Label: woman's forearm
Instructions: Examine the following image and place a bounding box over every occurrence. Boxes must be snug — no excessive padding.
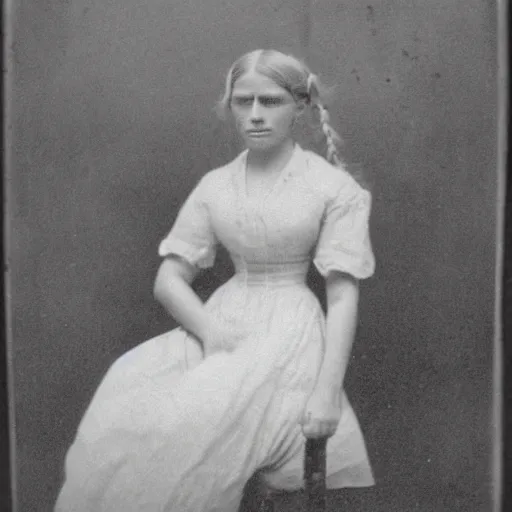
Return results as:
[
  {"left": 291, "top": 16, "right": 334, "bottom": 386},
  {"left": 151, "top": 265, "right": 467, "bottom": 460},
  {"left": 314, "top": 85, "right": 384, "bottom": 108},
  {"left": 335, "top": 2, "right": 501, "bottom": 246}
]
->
[
  {"left": 153, "top": 258, "right": 212, "bottom": 343},
  {"left": 315, "top": 274, "right": 360, "bottom": 398}
]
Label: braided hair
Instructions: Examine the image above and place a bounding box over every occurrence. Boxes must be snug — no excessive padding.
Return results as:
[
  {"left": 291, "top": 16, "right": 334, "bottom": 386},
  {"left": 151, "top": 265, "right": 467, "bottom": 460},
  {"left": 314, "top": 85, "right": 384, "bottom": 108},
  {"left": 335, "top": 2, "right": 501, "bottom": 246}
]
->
[{"left": 306, "top": 72, "right": 344, "bottom": 168}]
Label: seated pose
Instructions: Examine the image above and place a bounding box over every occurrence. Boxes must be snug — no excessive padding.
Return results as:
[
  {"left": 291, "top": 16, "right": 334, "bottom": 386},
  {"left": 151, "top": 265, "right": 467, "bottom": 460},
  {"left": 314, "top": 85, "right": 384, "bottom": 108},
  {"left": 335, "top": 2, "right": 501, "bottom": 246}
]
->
[{"left": 55, "top": 48, "right": 376, "bottom": 512}]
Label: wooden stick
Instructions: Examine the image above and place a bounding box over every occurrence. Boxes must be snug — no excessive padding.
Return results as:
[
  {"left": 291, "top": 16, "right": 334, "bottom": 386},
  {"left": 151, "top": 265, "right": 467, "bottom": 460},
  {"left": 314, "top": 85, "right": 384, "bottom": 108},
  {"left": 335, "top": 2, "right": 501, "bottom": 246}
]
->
[{"left": 304, "top": 437, "right": 328, "bottom": 511}]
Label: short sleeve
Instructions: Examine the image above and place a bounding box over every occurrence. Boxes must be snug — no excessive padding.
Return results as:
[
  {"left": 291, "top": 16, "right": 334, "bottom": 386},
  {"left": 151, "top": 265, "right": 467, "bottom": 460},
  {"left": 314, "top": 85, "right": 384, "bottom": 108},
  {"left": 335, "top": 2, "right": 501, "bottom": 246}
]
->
[
  {"left": 158, "top": 177, "right": 217, "bottom": 269},
  {"left": 313, "top": 182, "right": 376, "bottom": 280}
]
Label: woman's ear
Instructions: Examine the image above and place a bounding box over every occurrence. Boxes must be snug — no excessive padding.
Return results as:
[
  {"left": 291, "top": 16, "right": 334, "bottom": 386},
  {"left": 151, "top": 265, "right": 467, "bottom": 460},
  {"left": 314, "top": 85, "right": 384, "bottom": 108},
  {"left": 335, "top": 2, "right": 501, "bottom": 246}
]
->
[{"left": 295, "top": 101, "right": 307, "bottom": 118}]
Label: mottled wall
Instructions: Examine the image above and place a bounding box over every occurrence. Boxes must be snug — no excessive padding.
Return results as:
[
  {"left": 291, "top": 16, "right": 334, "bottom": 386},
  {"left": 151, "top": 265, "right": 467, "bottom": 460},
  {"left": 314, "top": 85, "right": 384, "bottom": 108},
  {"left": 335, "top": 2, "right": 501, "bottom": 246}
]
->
[{"left": 8, "top": 1, "right": 497, "bottom": 510}]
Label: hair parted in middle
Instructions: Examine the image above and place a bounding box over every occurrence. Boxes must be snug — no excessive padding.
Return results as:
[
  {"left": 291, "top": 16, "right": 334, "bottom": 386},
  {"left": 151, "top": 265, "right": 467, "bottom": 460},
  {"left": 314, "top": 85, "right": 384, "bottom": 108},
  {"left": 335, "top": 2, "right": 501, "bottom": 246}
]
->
[{"left": 216, "top": 49, "right": 345, "bottom": 170}]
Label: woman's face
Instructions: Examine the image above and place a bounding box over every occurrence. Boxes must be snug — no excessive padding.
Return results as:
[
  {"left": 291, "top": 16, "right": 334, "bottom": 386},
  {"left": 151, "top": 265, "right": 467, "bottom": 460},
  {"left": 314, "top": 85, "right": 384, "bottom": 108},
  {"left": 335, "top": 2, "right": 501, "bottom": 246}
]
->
[{"left": 230, "top": 70, "right": 303, "bottom": 152}]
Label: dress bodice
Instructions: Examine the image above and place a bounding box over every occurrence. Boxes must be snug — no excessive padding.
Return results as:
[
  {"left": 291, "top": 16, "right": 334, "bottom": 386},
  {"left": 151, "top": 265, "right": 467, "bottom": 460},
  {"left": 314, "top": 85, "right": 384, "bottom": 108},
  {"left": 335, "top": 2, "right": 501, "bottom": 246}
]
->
[{"left": 158, "top": 144, "right": 375, "bottom": 283}]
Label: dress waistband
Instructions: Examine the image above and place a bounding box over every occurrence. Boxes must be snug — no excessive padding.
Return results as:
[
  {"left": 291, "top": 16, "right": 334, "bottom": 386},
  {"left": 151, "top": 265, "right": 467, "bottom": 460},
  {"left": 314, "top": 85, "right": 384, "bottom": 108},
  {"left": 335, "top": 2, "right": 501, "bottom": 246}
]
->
[{"left": 231, "top": 260, "right": 309, "bottom": 287}]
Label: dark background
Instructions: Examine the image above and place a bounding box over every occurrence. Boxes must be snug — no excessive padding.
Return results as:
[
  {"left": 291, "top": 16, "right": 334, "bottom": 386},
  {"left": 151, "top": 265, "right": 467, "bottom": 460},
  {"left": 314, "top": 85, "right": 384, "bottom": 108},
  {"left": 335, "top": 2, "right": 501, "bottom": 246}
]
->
[{"left": 6, "top": 1, "right": 498, "bottom": 511}]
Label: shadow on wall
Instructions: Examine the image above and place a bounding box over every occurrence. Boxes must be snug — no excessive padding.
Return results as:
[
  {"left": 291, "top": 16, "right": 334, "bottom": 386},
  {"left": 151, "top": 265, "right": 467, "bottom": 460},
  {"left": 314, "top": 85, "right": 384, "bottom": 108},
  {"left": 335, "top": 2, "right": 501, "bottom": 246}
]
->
[{"left": 9, "top": 0, "right": 496, "bottom": 511}]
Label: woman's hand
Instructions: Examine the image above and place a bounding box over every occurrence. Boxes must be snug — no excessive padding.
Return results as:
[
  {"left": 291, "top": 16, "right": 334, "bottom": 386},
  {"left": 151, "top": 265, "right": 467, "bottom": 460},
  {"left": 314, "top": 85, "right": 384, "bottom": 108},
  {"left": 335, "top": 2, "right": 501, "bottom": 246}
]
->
[
  {"left": 300, "top": 389, "right": 342, "bottom": 439},
  {"left": 202, "top": 319, "right": 248, "bottom": 357}
]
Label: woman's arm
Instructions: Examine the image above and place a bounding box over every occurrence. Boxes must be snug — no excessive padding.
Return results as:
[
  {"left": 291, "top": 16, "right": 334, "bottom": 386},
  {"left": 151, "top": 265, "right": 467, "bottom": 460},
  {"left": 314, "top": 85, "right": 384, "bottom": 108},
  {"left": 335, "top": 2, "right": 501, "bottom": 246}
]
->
[
  {"left": 301, "top": 271, "right": 360, "bottom": 438},
  {"left": 153, "top": 257, "right": 212, "bottom": 344},
  {"left": 316, "top": 271, "right": 359, "bottom": 398}
]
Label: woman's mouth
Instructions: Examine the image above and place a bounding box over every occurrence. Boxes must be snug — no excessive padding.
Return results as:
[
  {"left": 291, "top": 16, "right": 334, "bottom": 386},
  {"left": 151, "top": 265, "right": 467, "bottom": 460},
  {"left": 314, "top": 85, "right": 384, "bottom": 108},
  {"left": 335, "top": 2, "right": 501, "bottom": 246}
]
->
[{"left": 247, "top": 129, "right": 271, "bottom": 138}]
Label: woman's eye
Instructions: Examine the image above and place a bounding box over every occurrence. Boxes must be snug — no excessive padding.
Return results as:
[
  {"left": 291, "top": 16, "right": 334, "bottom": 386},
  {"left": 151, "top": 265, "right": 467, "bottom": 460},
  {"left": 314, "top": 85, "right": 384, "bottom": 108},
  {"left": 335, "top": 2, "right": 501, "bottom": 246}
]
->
[
  {"left": 260, "top": 97, "right": 282, "bottom": 106},
  {"left": 234, "top": 98, "right": 253, "bottom": 106}
]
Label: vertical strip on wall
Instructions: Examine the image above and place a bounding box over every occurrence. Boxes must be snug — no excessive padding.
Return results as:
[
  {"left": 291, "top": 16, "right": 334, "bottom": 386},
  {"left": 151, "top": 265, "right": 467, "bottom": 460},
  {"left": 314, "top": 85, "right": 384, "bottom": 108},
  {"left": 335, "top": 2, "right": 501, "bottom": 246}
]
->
[
  {"left": 3, "top": 0, "right": 17, "bottom": 509},
  {"left": 495, "top": 1, "right": 508, "bottom": 511}
]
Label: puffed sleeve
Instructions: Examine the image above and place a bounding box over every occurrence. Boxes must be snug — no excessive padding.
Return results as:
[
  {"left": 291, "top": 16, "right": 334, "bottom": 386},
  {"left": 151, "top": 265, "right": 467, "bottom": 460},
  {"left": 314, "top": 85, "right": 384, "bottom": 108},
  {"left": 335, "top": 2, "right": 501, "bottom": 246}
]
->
[
  {"left": 158, "top": 177, "right": 217, "bottom": 269},
  {"left": 313, "top": 180, "right": 376, "bottom": 280}
]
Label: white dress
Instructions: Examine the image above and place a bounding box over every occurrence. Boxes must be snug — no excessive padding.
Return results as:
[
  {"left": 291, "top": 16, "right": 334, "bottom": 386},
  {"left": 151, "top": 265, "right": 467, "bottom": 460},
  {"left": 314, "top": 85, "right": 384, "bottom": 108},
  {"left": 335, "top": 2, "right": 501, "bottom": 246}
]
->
[{"left": 55, "top": 144, "right": 376, "bottom": 512}]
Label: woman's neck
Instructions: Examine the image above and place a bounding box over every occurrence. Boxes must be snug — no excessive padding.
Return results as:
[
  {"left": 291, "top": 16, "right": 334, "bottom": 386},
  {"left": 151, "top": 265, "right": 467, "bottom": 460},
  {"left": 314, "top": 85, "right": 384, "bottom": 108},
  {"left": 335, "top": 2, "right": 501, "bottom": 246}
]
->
[{"left": 246, "top": 139, "right": 295, "bottom": 174}]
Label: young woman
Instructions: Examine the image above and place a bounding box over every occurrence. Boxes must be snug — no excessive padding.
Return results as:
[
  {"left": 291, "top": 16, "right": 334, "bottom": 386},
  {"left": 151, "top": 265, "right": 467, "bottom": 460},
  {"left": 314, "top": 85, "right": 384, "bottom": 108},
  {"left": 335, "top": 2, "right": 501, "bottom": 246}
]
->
[{"left": 55, "top": 49, "right": 376, "bottom": 512}]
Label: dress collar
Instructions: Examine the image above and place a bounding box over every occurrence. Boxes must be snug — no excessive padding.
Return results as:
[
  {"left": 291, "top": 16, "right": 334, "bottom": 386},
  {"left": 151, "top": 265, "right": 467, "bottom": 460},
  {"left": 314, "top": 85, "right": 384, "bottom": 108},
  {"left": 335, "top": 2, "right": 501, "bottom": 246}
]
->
[{"left": 233, "top": 143, "right": 307, "bottom": 201}]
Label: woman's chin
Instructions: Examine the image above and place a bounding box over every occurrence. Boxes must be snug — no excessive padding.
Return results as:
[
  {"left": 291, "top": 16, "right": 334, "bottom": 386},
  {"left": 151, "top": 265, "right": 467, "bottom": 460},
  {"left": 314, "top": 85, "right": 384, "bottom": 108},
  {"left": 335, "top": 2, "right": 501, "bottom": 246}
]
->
[
  {"left": 243, "top": 136, "right": 289, "bottom": 154},
  {"left": 244, "top": 138, "right": 274, "bottom": 150}
]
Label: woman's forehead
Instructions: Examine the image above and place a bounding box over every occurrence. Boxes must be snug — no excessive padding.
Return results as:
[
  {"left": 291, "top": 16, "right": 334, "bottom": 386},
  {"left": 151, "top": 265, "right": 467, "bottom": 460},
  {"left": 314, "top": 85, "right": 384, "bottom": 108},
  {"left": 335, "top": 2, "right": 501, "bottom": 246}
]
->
[{"left": 232, "top": 71, "right": 288, "bottom": 95}]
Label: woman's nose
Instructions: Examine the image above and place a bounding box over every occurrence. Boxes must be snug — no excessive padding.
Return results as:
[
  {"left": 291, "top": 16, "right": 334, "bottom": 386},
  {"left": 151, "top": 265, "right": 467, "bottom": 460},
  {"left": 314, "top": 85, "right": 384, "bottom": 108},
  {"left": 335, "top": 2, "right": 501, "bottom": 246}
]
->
[{"left": 250, "top": 101, "right": 263, "bottom": 122}]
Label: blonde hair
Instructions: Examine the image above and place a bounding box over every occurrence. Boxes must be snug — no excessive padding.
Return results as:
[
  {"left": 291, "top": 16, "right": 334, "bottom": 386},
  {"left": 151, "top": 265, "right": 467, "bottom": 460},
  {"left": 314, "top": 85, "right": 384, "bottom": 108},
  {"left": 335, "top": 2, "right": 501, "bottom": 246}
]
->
[{"left": 216, "top": 49, "right": 345, "bottom": 170}]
